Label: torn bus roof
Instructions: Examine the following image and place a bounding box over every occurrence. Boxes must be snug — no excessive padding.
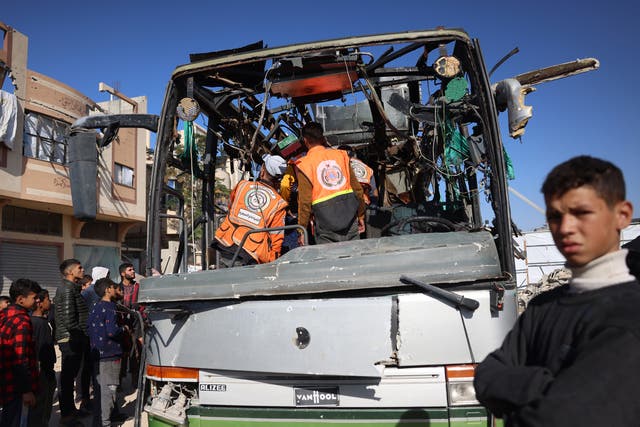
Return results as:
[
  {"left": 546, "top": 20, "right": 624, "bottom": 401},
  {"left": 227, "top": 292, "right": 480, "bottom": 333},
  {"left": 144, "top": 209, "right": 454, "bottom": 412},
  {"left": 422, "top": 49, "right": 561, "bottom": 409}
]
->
[{"left": 138, "top": 230, "right": 503, "bottom": 303}]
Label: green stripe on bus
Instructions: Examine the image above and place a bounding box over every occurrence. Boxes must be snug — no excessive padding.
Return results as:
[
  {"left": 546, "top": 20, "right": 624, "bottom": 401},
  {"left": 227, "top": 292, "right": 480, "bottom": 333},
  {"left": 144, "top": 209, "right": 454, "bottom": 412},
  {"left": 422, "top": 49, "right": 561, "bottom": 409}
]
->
[
  {"left": 189, "top": 407, "right": 448, "bottom": 420},
  {"left": 188, "top": 420, "right": 446, "bottom": 427},
  {"left": 448, "top": 407, "right": 488, "bottom": 417},
  {"left": 149, "top": 406, "right": 490, "bottom": 427}
]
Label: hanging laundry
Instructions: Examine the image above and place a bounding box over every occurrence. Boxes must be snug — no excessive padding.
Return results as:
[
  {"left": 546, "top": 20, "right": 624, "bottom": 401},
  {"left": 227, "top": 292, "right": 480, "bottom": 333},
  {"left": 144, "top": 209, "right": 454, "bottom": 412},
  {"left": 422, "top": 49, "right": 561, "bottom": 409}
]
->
[{"left": 0, "top": 90, "right": 18, "bottom": 150}]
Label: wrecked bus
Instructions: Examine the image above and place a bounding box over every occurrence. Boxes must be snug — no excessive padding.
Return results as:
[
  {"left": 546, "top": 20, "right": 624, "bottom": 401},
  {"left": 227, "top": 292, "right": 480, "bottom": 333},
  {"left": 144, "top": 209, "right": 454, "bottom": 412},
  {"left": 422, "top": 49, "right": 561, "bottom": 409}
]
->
[{"left": 67, "top": 28, "right": 598, "bottom": 427}]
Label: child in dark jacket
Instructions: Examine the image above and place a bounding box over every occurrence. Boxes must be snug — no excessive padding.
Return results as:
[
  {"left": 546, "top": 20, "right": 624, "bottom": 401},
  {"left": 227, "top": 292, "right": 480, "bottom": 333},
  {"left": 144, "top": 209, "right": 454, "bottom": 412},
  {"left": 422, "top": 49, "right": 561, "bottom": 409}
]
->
[
  {"left": 87, "top": 278, "right": 128, "bottom": 427},
  {"left": 28, "top": 289, "right": 56, "bottom": 427}
]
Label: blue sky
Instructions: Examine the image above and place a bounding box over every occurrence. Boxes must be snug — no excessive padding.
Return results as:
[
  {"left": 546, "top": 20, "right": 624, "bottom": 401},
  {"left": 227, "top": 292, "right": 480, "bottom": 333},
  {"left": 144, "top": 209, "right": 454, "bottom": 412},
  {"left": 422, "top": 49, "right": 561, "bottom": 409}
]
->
[{"left": 3, "top": 0, "right": 638, "bottom": 231}]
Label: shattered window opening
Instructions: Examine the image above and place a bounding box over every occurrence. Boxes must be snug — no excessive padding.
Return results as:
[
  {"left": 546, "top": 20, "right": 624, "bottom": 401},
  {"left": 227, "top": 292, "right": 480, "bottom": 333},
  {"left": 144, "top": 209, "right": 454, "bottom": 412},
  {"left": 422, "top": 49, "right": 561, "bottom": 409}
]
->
[{"left": 23, "top": 111, "right": 69, "bottom": 164}]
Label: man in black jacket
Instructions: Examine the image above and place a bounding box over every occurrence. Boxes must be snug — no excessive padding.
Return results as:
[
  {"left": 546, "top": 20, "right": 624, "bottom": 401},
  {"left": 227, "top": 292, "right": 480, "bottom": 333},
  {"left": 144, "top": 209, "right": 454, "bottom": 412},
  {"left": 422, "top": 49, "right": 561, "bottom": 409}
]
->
[
  {"left": 54, "top": 258, "right": 90, "bottom": 424},
  {"left": 474, "top": 156, "right": 640, "bottom": 426}
]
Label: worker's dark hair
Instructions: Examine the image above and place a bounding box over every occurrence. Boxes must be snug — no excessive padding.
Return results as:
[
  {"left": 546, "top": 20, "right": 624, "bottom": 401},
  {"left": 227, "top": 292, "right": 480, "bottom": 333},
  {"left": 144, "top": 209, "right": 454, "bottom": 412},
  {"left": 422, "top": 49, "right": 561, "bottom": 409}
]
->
[
  {"left": 119, "top": 262, "right": 134, "bottom": 275},
  {"left": 9, "top": 278, "right": 42, "bottom": 302},
  {"left": 301, "top": 122, "right": 325, "bottom": 143},
  {"left": 60, "top": 258, "right": 82, "bottom": 275},
  {"left": 541, "top": 155, "right": 626, "bottom": 207},
  {"left": 95, "top": 277, "right": 117, "bottom": 298},
  {"left": 337, "top": 145, "right": 355, "bottom": 157}
]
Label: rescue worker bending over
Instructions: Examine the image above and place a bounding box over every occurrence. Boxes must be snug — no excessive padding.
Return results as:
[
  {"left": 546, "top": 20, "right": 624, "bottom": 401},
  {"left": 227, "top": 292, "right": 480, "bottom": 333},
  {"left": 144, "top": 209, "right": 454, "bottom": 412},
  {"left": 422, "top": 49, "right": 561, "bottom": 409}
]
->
[
  {"left": 295, "top": 122, "right": 365, "bottom": 244},
  {"left": 214, "top": 154, "right": 288, "bottom": 267}
]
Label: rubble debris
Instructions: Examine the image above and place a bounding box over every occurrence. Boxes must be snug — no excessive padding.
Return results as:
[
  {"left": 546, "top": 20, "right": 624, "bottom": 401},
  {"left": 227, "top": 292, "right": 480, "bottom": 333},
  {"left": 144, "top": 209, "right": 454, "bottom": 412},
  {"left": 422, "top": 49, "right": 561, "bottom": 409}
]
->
[{"left": 517, "top": 267, "right": 572, "bottom": 313}]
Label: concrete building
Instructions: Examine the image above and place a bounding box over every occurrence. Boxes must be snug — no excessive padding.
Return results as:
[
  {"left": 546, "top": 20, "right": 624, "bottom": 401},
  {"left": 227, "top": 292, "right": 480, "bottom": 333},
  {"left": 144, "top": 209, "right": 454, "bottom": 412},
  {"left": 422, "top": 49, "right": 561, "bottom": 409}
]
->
[{"left": 0, "top": 22, "right": 149, "bottom": 296}]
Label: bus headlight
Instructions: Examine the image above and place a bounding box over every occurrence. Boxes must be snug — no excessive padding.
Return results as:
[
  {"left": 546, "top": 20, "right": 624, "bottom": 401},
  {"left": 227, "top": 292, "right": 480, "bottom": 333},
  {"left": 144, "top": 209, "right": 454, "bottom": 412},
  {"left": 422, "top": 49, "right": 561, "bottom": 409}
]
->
[
  {"left": 445, "top": 364, "right": 479, "bottom": 406},
  {"left": 447, "top": 381, "right": 478, "bottom": 406}
]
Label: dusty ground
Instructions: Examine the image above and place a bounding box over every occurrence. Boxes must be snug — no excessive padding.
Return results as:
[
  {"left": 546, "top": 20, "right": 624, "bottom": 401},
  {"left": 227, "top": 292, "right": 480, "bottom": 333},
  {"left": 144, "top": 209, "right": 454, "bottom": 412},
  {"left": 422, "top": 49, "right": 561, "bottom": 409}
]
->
[{"left": 49, "top": 346, "right": 147, "bottom": 427}]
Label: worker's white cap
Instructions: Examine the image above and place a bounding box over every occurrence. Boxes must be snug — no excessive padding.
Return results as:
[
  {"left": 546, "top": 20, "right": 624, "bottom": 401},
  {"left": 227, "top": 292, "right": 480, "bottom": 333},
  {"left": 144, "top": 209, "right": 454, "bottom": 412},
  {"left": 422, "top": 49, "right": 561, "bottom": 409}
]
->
[{"left": 262, "top": 154, "right": 287, "bottom": 177}]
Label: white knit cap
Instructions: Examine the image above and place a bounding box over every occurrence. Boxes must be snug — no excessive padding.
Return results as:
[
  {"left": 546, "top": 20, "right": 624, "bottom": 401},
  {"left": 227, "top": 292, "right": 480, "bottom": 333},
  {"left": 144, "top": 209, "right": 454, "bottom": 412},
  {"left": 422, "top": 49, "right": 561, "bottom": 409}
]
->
[
  {"left": 262, "top": 154, "right": 287, "bottom": 177},
  {"left": 91, "top": 266, "right": 110, "bottom": 284}
]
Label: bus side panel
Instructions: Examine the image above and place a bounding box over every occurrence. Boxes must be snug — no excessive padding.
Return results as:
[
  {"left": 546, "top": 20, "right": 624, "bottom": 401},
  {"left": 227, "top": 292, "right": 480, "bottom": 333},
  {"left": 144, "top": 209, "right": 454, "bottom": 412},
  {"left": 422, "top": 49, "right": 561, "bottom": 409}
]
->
[
  {"left": 397, "top": 288, "right": 517, "bottom": 365},
  {"left": 146, "top": 297, "right": 393, "bottom": 377}
]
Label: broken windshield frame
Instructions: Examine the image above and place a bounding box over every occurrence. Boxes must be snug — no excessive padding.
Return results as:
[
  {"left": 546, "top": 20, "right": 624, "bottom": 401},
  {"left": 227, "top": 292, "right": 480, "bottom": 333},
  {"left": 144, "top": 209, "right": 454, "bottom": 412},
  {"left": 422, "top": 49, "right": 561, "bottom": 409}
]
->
[{"left": 145, "top": 29, "right": 514, "bottom": 279}]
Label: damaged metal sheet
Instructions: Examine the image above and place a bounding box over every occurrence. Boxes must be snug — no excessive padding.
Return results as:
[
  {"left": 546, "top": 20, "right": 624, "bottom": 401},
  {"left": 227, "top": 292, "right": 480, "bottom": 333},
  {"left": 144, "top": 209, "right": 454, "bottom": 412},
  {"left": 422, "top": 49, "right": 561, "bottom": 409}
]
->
[
  {"left": 146, "top": 295, "right": 393, "bottom": 377},
  {"left": 515, "top": 57, "right": 600, "bottom": 87},
  {"left": 171, "top": 29, "right": 472, "bottom": 80},
  {"left": 395, "top": 288, "right": 518, "bottom": 366},
  {"left": 139, "top": 230, "right": 502, "bottom": 303}
]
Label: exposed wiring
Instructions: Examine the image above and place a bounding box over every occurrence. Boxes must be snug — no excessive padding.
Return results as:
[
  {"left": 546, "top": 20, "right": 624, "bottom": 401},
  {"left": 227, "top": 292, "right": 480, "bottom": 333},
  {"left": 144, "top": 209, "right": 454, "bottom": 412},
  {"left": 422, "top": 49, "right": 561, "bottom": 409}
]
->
[
  {"left": 248, "top": 61, "right": 280, "bottom": 155},
  {"left": 414, "top": 100, "right": 466, "bottom": 179},
  {"left": 343, "top": 56, "right": 359, "bottom": 131},
  {"left": 182, "top": 120, "right": 199, "bottom": 270}
]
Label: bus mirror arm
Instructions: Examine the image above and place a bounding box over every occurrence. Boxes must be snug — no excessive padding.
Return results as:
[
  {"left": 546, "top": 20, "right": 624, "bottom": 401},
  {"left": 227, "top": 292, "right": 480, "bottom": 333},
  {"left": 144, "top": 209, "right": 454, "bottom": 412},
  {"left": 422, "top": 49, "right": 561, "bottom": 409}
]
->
[
  {"left": 67, "top": 129, "right": 99, "bottom": 221},
  {"left": 67, "top": 114, "right": 159, "bottom": 221},
  {"left": 72, "top": 113, "right": 159, "bottom": 134}
]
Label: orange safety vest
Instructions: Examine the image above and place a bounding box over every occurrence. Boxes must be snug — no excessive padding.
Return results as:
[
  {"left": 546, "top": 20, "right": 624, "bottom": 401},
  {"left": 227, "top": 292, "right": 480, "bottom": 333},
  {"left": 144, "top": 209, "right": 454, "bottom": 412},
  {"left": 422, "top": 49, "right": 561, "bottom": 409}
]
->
[
  {"left": 349, "top": 158, "right": 374, "bottom": 205},
  {"left": 295, "top": 146, "right": 361, "bottom": 232},
  {"left": 295, "top": 146, "right": 354, "bottom": 205},
  {"left": 215, "top": 180, "right": 288, "bottom": 264}
]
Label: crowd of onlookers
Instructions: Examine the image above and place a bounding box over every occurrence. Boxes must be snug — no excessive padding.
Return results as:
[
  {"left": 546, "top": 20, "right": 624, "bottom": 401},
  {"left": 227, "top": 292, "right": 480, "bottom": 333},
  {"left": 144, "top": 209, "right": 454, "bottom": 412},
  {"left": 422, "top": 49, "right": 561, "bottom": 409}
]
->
[{"left": 0, "top": 260, "right": 144, "bottom": 427}]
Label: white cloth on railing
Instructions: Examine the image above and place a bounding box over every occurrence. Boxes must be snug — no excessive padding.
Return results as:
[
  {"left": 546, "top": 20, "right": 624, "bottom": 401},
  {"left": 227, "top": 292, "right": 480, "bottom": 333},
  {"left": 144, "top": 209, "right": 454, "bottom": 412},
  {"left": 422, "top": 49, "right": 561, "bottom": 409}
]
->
[{"left": 0, "top": 90, "right": 18, "bottom": 149}]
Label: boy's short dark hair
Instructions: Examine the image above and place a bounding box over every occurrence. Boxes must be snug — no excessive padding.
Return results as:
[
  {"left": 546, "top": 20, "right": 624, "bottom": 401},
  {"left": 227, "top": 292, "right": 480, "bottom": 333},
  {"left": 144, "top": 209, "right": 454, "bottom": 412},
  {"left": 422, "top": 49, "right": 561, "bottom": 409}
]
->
[
  {"left": 36, "top": 289, "right": 49, "bottom": 301},
  {"left": 81, "top": 274, "right": 93, "bottom": 286},
  {"left": 119, "top": 262, "right": 134, "bottom": 275},
  {"left": 9, "top": 278, "right": 42, "bottom": 302},
  {"left": 0, "top": 295, "right": 10, "bottom": 304},
  {"left": 541, "top": 155, "right": 626, "bottom": 207},
  {"left": 95, "top": 277, "right": 116, "bottom": 298},
  {"left": 301, "top": 122, "right": 324, "bottom": 142},
  {"left": 60, "top": 258, "right": 82, "bottom": 275}
]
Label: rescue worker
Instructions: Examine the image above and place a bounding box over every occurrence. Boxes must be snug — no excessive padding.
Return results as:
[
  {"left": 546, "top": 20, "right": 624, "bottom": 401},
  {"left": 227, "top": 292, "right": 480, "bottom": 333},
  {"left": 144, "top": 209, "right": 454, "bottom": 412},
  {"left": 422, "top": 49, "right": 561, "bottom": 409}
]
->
[
  {"left": 295, "top": 122, "right": 365, "bottom": 244},
  {"left": 279, "top": 152, "right": 306, "bottom": 253},
  {"left": 338, "top": 145, "right": 379, "bottom": 238},
  {"left": 338, "top": 145, "right": 378, "bottom": 207},
  {"left": 214, "top": 154, "right": 288, "bottom": 267}
]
